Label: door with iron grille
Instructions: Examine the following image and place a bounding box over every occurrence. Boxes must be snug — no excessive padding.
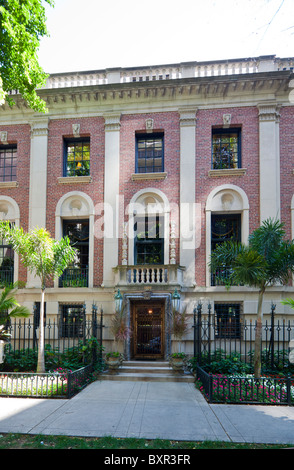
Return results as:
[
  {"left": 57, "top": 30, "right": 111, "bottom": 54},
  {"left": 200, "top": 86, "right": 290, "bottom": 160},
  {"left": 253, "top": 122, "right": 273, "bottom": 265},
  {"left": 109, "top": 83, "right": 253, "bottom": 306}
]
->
[{"left": 132, "top": 302, "right": 164, "bottom": 359}]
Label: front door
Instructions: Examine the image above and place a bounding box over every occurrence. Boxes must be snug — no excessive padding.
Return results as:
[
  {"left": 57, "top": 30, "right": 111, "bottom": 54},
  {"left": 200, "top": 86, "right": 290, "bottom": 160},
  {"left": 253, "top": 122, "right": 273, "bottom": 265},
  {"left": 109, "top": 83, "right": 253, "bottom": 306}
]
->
[{"left": 132, "top": 302, "right": 164, "bottom": 359}]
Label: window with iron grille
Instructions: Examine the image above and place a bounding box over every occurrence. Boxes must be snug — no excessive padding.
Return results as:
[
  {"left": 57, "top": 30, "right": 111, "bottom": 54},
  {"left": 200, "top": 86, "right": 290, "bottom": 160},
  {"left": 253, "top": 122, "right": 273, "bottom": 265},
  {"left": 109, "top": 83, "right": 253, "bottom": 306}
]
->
[
  {"left": 214, "top": 303, "right": 242, "bottom": 339},
  {"left": 212, "top": 128, "right": 241, "bottom": 169},
  {"left": 64, "top": 138, "right": 90, "bottom": 177},
  {"left": 136, "top": 133, "right": 164, "bottom": 173},
  {"left": 60, "top": 304, "right": 85, "bottom": 338},
  {"left": 0, "top": 146, "right": 17, "bottom": 182}
]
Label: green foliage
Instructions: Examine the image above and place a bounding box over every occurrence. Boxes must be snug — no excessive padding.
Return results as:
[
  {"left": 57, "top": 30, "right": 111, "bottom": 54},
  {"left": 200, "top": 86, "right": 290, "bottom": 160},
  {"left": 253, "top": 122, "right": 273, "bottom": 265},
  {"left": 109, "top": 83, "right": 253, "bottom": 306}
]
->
[
  {"left": 0, "top": 283, "right": 30, "bottom": 341},
  {"left": 0, "top": 223, "right": 77, "bottom": 289},
  {"left": 210, "top": 218, "right": 294, "bottom": 289},
  {"left": 3, "top": 338, "right": 104, "bottom": 372},
  {"left": 0, "top": 0, "right": 54, "bottom": 112}
]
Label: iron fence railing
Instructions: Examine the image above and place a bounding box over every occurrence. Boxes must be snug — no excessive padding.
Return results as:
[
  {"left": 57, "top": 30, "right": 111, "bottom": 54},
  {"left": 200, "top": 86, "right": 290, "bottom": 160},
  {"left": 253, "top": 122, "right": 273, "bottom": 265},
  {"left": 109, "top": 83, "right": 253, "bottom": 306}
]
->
[
  {"left": 2, "top": 305, "right": 104, "bottom": 364},
  {"left": 193, "top": 302, "right": 294, "bottom": 368},
  {"left": 59, "top": 267, "right": 89, "bottom": 287},
  {"left": 196, "top": 365, "right": 294, "bottom": 405},
  {"left": 0, "top": 364, "right": 93, "bottom": 398}
]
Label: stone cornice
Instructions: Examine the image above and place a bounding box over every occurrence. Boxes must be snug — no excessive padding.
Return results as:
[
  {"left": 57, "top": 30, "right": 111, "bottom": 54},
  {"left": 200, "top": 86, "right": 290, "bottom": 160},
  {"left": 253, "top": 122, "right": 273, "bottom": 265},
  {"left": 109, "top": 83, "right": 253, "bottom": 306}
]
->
[{"left": 1, "top": 71, "right": 292, "bottom": 114}]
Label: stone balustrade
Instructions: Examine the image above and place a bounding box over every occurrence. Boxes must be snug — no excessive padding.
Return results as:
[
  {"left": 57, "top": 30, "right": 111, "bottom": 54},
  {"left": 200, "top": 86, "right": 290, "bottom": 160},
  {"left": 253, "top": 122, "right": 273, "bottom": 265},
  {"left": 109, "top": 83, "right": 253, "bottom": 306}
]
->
[
  {"left": 43, "top": 55, "right": 294, "bottom": 90},
  {"left": 113, "top": 264, "right": 185, "bottom": 287}
]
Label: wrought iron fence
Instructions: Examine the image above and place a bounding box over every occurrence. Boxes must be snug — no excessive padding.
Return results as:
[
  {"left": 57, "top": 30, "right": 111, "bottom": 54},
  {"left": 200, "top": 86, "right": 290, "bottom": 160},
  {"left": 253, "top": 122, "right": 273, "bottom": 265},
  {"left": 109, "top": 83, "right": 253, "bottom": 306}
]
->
[
  {"left": 0, "top": 364, "right": 94, "bottom": 398},
  {"left": 193, "top": 302, "right": 294, "bottom": 368},
  {"left": 3, "top": 304, "right": 104, "bottom": 365}
]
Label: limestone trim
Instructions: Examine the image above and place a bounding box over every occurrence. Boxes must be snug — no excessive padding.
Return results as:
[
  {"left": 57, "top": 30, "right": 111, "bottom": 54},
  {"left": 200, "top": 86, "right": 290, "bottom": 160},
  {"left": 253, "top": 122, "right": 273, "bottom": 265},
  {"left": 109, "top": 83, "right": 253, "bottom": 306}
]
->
[
  {"left": 131, "top": 172, "right": 167, "bottom": 181},
  {"left": 57, "top": 176, "right": 92, "bottom": 184},
  {"left": 208, "top": 168, "right": 247, "bottom": 177},
  {"left": 0, "top": 181, "right": 19, "bottom": 188},
  {"left": 104, "top": 113, "right": 121, "bottom": 131},
  {"left": 257, "top": 102, "right": 281, "bottom": 122}
]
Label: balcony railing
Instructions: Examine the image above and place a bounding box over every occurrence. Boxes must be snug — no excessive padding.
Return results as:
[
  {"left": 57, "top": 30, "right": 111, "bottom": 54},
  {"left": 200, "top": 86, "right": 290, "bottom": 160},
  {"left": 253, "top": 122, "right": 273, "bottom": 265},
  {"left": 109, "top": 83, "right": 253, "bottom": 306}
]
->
[
  {"left": 114, "top": 264, "right": 184, "bottom": 287},
  {"left": 211, "top": 266, "right": 241, "bottom": 287},
  {"left": 59, "top": 267, "right": 88, "bottom": 288}
]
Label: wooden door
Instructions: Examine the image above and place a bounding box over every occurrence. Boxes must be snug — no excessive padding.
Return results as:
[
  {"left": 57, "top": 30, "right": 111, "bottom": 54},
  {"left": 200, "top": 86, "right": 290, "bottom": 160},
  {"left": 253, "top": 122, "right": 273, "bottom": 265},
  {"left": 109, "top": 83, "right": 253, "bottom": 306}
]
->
[{"left": 132, "top": 302, "right": 164, "bottom": 359}]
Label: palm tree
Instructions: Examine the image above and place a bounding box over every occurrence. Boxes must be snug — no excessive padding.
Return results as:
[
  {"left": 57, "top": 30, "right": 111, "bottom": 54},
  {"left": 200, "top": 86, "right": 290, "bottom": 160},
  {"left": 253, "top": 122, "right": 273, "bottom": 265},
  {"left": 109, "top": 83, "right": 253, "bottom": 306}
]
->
[
  {"left": 0, "top": 222, "right": 77, "bottom": 372},
  {"left": 0, "top": 283, "right": 30, "bottom": 342},
  {"left": 209, "top": 218, "right": 294, "bottom": 378}
]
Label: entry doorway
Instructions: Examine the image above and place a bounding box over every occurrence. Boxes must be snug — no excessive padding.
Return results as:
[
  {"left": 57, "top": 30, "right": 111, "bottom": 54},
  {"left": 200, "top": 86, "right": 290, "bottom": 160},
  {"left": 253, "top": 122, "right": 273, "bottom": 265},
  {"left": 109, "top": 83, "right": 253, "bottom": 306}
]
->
[{"left": 132, "top": 301, "right": 165, "bottom": 359}]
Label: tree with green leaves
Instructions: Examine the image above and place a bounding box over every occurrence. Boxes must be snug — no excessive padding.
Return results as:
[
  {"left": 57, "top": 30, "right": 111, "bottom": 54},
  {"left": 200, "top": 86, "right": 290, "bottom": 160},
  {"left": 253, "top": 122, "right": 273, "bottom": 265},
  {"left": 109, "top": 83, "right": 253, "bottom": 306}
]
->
[
  {"left": 209, "top": 218, "right": 294, "bottom": 378},
  {"left": 0, "top": 0, "right": 54, "bottom": 112},
  {"left": 0, "top": 283, "right": 30, "bottom": 342},
  {"left": 0, "top": 222, "right": 77, "bottom": 372}
]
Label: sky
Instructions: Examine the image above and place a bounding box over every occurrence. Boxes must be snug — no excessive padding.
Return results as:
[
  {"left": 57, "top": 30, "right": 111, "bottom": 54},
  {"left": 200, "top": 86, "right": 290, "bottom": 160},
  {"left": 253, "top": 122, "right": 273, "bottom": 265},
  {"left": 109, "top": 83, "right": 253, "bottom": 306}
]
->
[{"left": 38, "top": 0, "right": 294, "bottom": 74}]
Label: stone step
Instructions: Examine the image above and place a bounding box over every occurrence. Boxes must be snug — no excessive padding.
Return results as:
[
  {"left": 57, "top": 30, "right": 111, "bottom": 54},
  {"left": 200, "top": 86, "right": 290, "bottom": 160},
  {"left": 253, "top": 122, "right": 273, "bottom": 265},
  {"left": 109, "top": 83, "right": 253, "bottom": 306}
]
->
[{"left": 100, "top": 360, "right": 195, "bottom": 383}]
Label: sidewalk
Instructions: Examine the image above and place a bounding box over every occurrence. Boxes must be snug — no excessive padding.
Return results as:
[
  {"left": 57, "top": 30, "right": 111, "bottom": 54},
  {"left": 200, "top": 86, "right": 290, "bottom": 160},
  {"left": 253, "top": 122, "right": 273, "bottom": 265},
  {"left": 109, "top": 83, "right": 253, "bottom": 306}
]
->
[{"left": 0, "top": 380, "right": 294, "bottom": 444}]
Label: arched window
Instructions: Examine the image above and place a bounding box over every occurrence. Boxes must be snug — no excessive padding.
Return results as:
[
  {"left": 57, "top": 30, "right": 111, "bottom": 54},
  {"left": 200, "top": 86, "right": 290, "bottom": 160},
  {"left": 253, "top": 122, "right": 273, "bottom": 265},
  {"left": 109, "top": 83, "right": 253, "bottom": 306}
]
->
[
  {"left": 127, "top": 189, "right": 170, "bottom": 266},
  {"left": 206, "top": 185, "right": 249, "bottom": 287},
  {"left": 0, "top": 196, "right": 20, "bottom": 284},
  {"left": 55, "top": 192, "right": 94, "bottom": 288}
]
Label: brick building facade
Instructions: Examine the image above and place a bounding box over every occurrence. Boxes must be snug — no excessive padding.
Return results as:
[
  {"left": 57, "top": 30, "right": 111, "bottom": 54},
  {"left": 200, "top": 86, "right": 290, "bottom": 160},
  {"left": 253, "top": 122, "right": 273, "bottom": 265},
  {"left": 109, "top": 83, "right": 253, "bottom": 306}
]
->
[{"left": 0, "top": 55, "right": 293, "bottom": 358}]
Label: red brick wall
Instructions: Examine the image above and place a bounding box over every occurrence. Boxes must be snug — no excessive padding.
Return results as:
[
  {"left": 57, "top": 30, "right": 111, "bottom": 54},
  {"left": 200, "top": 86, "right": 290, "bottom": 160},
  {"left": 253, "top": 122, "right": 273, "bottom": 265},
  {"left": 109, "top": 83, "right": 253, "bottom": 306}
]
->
[
  {"left": 119, "top": 112, "right": 181, "bottom": 264},
  {"left": 280, "top": 106, "right": 294, "bottom": 240},
  {"left": 46, "top": 117, "right": 105, "bottom": 286},
  {"left": 0, "top": 124, "right": 31, "bottom": 284},
  {"left": 195, "top": 107, "right": 260, "bottom": 285}
]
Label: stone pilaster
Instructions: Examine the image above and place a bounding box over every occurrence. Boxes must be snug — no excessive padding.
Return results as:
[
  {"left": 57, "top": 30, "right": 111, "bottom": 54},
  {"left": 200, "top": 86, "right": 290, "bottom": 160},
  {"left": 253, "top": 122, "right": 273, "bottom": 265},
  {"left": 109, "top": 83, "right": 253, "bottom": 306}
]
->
[
  {"left": 179, "top": 107, "right": 197, "bottom": 286},
  {"left": 258, "top": 102, "right": 281, "bottom": 222},
  {"left": 103, "top": 113, "right": 121, "bottom": 286}
]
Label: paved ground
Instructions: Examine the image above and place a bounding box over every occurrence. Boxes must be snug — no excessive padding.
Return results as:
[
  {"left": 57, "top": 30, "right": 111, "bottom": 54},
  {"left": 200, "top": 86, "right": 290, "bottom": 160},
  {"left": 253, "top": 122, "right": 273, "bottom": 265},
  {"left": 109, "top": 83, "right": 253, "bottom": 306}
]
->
[{"left": 0, "top": 380, "right": 294, "bottom": 444}]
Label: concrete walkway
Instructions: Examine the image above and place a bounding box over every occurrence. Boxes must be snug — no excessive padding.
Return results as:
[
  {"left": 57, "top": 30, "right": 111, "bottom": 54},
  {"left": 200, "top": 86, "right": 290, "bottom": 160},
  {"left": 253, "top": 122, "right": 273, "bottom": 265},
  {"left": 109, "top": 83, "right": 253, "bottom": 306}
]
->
[{"left": 0, "top": 380, "right": 294, "bottom": 444}]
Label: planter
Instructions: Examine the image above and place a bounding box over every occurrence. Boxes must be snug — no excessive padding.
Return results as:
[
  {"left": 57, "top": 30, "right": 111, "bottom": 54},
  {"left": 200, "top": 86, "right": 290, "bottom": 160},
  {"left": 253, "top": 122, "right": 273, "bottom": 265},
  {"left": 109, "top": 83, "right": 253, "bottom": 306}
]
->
[
  {"left": 171, "top": 357, "right": 184, "bottom": 371},
  {"left": 105, "top": 353, "right": 122, "bottom": 372},
  {"left": 0, "top": 340, "right": 6, "bottom": 364},
  {"left": 169, "top": 354, "right": 186, "bottom": 372}
]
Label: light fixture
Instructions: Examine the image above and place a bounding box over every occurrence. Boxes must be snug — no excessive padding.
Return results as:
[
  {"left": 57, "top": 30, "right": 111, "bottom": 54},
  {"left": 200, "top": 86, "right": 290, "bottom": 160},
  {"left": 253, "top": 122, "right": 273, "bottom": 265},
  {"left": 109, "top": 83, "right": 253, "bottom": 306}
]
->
[
  {"left": 114, "top": 289, "right": 123, "bottom": 312},
  {"left": 172, "top": 288, "right": 181, "bottom": 311}
]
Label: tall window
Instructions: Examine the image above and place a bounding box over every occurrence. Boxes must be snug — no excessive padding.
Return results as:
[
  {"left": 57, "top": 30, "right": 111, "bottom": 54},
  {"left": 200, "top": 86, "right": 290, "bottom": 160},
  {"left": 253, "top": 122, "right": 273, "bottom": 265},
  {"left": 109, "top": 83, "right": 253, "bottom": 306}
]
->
[
  {"left": 0, "top": 233, "right": 14, "bottom": 284},
  {"left": 211, "top": 214, "right": 241, "bottom": 285},
  {"left": 136, "top": 134, "right": 164, "bottom": 173},
  {"left": 0, "top": 146, "right": 17, "bottom": 182},
  {"left": 212, "top": 129, "right": 241, "bottom": 169},
  {"left": 134, "top": 215, "right": 164, "bottom": 264},
  {"left": 59, "top": 220, "right": 89, "bottom": 287},
  {"left": 64, "top": 139, "right": 90, "bottom": 177}
]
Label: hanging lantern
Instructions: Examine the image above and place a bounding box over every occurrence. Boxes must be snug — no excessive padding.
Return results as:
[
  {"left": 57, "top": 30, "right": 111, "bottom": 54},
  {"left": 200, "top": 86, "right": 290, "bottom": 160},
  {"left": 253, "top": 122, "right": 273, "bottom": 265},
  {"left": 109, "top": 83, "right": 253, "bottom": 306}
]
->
[
  {"left": 114, "top": 289, "right": 123, "bottom": 312},
  {"left": 172, "top": 288, "right": 181, "bottom": 311}
]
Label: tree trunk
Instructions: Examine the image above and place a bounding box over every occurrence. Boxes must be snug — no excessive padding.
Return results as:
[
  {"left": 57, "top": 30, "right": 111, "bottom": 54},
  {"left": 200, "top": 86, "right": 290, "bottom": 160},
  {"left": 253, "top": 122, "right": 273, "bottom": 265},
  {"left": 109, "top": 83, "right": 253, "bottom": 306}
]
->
[
  {"left": 37, "top": 288, "right": 46, "bottom": 373},
  {"left": 253, "top": 287, "right": 265, "bottom": 378}
]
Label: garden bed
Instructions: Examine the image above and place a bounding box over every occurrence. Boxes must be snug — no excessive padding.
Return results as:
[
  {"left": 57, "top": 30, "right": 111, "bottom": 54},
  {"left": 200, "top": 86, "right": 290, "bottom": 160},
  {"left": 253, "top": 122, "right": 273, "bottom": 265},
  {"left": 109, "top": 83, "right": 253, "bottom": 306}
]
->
[
  {"left": 0, "top": 364, "right": 94, "bottom": 398},
  {"left": 196, "top": 365, "right": 294, "bottom": 405}
]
